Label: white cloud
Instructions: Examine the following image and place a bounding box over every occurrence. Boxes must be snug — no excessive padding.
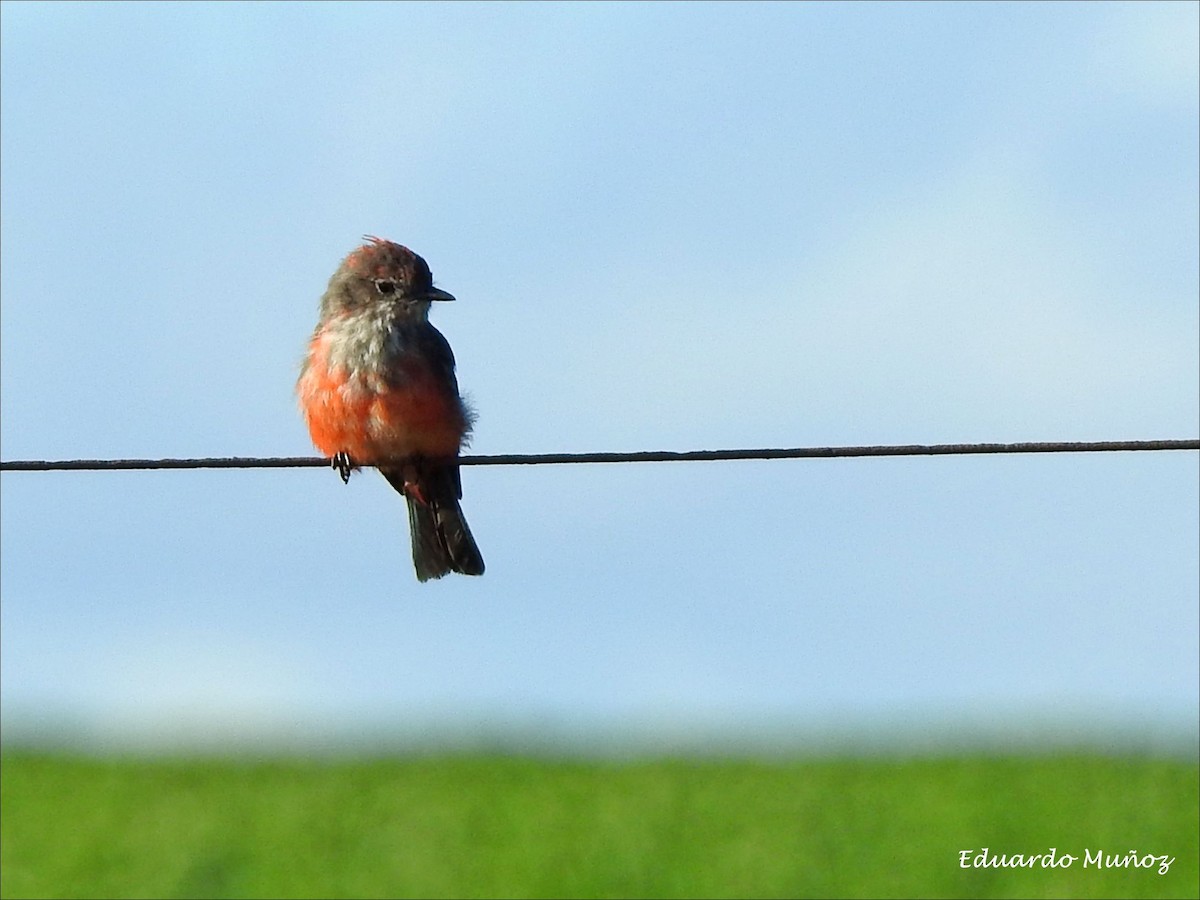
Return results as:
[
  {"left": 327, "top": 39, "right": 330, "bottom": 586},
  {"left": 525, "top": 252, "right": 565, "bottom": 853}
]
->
[
  {"left": 544, "top": 146, "right": 1197, "bottom": 448},
  {"left": 1087, "top": 2, "right": 1200, "bottom": 107}
]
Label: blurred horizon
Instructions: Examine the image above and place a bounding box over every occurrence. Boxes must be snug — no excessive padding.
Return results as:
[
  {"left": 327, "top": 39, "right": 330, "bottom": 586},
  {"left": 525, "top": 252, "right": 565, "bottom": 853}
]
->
[{"left": 4, "top": 704, "right": 1197, "bottom": 759}]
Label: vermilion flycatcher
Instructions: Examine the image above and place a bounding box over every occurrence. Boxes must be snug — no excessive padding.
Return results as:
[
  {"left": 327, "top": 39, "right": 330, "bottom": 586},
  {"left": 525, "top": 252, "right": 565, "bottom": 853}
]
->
[{"left": 297, "top": 237, "right": 485, "bottom": 582}]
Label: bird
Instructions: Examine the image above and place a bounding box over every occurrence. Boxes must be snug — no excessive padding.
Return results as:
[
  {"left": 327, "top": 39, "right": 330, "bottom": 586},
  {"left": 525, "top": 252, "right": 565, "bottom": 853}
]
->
[{"left": 297, "top": 237, "right": 485, "bottom": 582}]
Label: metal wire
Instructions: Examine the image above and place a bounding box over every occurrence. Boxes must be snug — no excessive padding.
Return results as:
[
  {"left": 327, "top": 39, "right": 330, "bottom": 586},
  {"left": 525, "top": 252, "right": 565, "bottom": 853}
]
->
[{"left": 1, "top": 439, "right": 1196, "bottom": 472}]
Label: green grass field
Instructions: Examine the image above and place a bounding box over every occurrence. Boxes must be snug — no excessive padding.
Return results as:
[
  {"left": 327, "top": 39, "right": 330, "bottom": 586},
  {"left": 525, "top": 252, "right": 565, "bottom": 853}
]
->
[{"left": 1, "top": 752, "right": 1196, "bottom": 899}]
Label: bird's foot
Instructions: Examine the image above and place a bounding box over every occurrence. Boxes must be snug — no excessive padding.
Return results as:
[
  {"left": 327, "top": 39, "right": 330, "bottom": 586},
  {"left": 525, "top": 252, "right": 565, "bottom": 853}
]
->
[{"left": 331, "top": 452, "right": 354, "bottom": 484}]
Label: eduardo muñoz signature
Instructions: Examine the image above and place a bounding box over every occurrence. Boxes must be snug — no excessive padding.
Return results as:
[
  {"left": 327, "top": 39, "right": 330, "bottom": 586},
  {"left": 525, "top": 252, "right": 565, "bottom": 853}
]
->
[{"left": 959, "top": 847, "right": 1175, "bottom": 875}]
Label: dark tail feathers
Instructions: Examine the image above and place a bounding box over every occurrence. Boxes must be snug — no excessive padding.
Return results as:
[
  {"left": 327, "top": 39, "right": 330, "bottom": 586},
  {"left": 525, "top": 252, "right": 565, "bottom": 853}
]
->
[{"left": 383, "top": 464, "right": 484, "bottom": 582}]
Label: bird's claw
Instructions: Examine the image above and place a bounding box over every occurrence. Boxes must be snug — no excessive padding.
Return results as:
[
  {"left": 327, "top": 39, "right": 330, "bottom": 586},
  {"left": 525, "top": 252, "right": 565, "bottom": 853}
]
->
[{"left": 332, "top": 452, "right": 354, "bottom": 484}]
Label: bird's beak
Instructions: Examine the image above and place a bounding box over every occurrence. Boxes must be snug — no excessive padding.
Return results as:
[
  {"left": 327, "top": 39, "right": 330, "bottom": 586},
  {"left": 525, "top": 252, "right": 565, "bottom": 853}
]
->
[{"left": 426, "top": 287, "right": 456, "bottom": 302}]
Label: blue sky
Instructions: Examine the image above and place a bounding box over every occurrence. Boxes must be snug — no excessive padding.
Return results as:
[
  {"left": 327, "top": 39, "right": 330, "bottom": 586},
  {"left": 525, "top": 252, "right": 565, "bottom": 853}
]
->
[{"left": 1, "top": 1, "right": 1197, "bottom": 752}]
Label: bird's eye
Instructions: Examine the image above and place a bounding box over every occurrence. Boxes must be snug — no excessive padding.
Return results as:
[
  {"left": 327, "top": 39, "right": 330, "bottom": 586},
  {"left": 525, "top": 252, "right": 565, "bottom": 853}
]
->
[{"left": 374, "top": 279, "right": 397, "bottom": 295}]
